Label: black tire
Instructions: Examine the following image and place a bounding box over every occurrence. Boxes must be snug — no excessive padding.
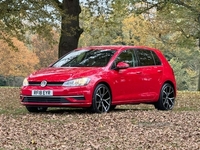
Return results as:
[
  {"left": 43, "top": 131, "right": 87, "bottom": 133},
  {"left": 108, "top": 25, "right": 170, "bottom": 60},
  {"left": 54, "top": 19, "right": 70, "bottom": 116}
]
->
[
  {"left": 155, "top": 83, "right": 175, "bottom": 110},
  {"left": 91, "top": 84, "right": 111, "bottom": 113},
  {"left": 26, "top": 106, "right": 48, "bottom": 113}
]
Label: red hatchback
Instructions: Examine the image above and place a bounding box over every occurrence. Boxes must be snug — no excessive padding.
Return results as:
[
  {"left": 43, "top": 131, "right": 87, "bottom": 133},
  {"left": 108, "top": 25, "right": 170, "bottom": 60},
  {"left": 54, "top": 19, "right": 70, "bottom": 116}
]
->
[{"left": 20, "top": 45, "right": 176, "bottom": 113}]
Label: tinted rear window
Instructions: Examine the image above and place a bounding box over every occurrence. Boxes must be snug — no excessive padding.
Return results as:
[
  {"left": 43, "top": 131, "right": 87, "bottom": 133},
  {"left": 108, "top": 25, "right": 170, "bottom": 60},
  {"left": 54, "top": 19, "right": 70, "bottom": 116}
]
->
[
  {"left": 136, "top": 49, "right": 154, "bottom": 66},
  {"left": 135, "top": 49, "right": 161, "bottom": 66},
  {"left": 151, "top": 51, "right": 161, "bottom": 65}
]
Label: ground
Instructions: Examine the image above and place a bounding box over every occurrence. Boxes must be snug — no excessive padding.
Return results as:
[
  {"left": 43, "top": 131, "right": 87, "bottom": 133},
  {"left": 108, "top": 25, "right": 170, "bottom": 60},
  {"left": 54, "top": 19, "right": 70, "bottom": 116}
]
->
[{"left": 0, "top": 88, "right": 200, "bottom": 150}]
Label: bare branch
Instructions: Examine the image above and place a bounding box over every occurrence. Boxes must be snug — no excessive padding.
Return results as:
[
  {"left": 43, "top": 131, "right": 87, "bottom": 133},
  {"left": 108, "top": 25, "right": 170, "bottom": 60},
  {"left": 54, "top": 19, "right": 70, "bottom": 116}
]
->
[
  {"left": 170, "top": 0, "right": 200, "bottom": 14},
  {"left": 135, "top": 0, "right": 200, "bottom": 15}
]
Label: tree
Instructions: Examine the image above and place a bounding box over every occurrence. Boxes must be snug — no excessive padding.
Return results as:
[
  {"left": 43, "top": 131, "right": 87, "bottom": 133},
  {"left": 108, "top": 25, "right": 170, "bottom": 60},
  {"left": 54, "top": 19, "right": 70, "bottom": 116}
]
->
[
  {"left": 79, "top": 0, "right": 133, "bottom": 46},
  {"left": 0, "top": 0, "right": 82, "bottom": 58},
  {"left": 2, "top": 0, "right": 198, "bottom": 55},
  {"left": 31, "top": 32, "right": 59, "bottom": 69},
  {"left": 1, "top": 0, "right": 200, "bottom": 90},
  {"left": 0, "top": 1, "right": 58, "bottom": 45},
  {"left": 79, "top": 5, "right": 119, "bottom": 46},
  {"left": 169, "top": 49, "right": 199, "bottom": 91},
  {"left": 57, "top": 0, "right": 83, "bottom": 57},
  {"left": 0, "top": 37, "right": 39, "bottom": 78},
  {"left": 0, "top": 0, "right": 136, "bottom": 57},
  {"left": 130, "top": 0, "right": 200, "bottom": 90},
  {"left": 116, "top": 14, "right": 153, "bottom": 45},
  {"left": 131, "top": 0, "right": 200, "bottom": 48}
]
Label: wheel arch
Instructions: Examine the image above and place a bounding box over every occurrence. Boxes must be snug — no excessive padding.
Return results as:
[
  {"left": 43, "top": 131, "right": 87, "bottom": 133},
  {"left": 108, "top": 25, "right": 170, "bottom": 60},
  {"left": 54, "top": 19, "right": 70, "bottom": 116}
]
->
[
  {"left": 94, "top": 81, "right": 113, "bottom": 99},
  {"left": 162, "top": 80, "right": 176, "bottom": 97},
  {"left": 91, "top": 81, "right": 113, "bottom": 113},
  {"left": 155, "top": 80, "right": 176, "bottom": 110}
]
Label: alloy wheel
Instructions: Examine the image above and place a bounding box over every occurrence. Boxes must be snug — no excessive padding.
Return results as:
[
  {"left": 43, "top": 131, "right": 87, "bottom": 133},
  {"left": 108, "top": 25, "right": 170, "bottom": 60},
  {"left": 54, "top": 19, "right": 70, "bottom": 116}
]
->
[
  {"left": 92, "top": 84, "right": 111, "bottom": 113},
  {"left": 155, "top": 83, "right": 175, "bottom": 110}
]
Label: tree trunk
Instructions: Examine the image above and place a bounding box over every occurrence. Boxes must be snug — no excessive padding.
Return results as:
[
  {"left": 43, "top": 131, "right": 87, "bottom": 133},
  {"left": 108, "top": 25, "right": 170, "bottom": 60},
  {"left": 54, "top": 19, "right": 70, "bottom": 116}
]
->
[{"left": 58, "top": 0, "right": 83, "bottom": 58}]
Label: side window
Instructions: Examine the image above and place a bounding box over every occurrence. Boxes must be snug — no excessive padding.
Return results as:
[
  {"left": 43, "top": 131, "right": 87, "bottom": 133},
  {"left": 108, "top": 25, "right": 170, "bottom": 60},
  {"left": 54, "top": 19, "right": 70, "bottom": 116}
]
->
[
  {"left": 113, "top": 50, "right": 136, "bottom": 67},
  {"left": 136, "top": 49, "right": 155, "bottom": 66},
  {"left": 151, "top": 51, "right": 161, "bottom": 65}
]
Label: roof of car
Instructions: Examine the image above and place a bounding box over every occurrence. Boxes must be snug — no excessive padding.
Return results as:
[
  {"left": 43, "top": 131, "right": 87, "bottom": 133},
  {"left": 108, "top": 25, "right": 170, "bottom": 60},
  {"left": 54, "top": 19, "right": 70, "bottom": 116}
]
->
[{"left": 77, "top": 45, "right": 159, "bottom": 51}]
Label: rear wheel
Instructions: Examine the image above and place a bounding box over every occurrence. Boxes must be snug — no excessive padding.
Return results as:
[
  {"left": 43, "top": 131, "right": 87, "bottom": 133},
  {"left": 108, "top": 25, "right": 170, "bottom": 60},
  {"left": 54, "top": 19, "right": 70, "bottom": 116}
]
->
[
  {"left": 155, "top": 83, "right": 175, "bottom": 110},
  {"left": 91, "top": 84, "right": 111, "bottom": 113},
  {"left": 26, "top": 106, "right": 48, "bottom": 113}
]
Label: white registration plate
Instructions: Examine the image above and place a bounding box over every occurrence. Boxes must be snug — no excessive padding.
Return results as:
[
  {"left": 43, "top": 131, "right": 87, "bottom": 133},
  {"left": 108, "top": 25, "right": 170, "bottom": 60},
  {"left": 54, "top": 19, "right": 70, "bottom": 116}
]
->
[{"left": 32, "top": 90, "right": 53, "bottom": 96}]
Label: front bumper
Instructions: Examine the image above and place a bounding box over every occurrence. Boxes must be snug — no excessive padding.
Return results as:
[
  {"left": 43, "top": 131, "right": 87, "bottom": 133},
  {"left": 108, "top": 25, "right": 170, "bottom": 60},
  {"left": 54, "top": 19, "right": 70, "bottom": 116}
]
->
[{"left": 20, "top": 85, "right": 93, "bottom": 107}]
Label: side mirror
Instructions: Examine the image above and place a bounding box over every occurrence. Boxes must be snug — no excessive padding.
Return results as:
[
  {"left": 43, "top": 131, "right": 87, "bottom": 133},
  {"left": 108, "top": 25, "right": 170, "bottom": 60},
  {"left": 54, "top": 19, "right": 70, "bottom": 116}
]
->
[{"left": 116, "top": 62, "right": 129, "bottom": 69}]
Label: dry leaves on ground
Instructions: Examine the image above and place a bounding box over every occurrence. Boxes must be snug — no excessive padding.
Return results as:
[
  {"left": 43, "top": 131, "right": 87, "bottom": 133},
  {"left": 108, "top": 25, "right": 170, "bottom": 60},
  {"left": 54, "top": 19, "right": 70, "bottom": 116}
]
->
[{"left": 0, "top": 88, "right": 200, "bottom": 150}]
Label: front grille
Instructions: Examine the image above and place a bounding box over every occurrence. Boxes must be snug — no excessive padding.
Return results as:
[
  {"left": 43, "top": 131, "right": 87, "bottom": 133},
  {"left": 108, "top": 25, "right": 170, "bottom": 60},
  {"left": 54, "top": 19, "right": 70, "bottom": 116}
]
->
[
  {"left": 22, "top": 97, "right": 69, "bottom": 103},
  {"left": 29, "top": 82, "right": 64, "bottom": 86}
]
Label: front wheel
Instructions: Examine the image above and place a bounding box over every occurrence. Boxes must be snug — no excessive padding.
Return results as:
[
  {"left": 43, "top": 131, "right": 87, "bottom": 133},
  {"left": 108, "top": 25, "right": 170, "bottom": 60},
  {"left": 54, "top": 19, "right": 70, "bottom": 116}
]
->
[
  {"left": 155, "top": 83, "right": 175, "bottom": 110},
  {"left": 26, "top": 106, "right": 48, "bottom": 113},
  {"left": 91, "top": 84, "right": 111, "bottom": 113}
]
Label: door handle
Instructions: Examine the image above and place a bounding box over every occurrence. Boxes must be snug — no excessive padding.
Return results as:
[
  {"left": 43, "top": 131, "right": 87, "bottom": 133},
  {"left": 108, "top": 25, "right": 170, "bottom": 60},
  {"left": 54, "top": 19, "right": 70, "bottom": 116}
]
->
[{"left": 157, "top": 70, "right": 162, "bottom": 73}]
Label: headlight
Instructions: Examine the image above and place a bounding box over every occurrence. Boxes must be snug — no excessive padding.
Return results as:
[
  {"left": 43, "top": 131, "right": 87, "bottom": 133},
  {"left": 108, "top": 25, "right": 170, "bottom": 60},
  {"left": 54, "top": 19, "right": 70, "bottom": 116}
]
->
[
  {"left": 23, "top": 78, "right": 29, "bottom": 86},
  {"left": 63, "top": 78, "right": 90, "bottom": 87}
]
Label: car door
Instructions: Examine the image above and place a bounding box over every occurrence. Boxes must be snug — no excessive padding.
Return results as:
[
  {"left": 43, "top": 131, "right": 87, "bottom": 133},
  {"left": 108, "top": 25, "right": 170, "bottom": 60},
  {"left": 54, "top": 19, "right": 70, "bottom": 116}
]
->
[
  {"left": 110, "top": 49, "right": 142, "bottom": 103},
  {"left": 135, "top": 49, "right": 163, "bottom": 101}
]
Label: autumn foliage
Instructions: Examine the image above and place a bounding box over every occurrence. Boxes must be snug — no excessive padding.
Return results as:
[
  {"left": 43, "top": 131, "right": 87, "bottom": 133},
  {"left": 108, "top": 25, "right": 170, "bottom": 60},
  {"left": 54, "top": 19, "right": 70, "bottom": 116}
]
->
[
  {"left": 0, "top": 38, "right": 39, "bottom": 77},
  {"left": 31, "top": 33, "right": 58, "bottom": 69}
]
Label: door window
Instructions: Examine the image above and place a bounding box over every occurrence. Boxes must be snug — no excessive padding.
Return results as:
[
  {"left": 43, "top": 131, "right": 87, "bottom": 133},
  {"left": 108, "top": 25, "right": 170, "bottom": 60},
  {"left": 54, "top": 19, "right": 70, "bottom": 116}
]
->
[
  {"left": 151, "top": 51, "right": 161, "bottom": 65},
  {"left": 113, "top": 50, "right": 136, "bottom": 68},
  {"left": 135, "top": 49, "right": 155, "bottom": 66}
]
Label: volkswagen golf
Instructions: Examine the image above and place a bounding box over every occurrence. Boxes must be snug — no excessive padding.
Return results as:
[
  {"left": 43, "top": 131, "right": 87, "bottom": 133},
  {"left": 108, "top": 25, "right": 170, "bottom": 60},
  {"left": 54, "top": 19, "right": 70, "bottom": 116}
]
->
[{"left": 20, "top": 45, "right": 176, "bottom": 113}]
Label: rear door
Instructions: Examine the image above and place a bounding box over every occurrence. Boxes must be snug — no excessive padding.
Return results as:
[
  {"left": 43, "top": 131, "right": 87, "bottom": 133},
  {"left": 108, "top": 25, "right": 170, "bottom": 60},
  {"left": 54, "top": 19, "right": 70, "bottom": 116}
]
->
[{"left": 135, "top": 49, "right": 163, "bottom": 101}]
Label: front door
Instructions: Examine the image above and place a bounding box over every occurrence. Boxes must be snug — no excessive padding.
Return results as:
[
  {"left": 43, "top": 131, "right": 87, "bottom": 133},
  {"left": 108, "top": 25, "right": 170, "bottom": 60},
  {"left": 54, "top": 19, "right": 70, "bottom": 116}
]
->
[{"left": 110, "top": 49, "right": 142, "bottom": 103}]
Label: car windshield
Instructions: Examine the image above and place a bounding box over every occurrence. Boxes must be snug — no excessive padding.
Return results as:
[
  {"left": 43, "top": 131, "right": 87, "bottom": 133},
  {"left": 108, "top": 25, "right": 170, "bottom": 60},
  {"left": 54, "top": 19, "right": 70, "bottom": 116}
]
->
[{"left": 52, "top": 49, "right": 116, "bottom": 67}]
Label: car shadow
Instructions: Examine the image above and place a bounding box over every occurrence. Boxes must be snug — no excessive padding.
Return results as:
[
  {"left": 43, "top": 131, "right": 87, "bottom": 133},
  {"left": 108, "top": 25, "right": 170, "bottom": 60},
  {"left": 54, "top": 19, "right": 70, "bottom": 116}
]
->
[
  {"left": 112, "top": 108, "right": 154, "bottom": 112},
  {"left": 45, "top": 108, "right": 91, "bottom": 114},
  {"left": 39, "top": 106, "right": 154, "bottom": 115}
]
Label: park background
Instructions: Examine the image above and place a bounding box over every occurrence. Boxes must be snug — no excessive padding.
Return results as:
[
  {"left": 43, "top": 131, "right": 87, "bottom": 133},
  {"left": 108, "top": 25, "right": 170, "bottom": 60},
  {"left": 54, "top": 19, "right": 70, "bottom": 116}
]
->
[
  {"left": 0, "top": 1, "right": 200, "bottom": 149},
  {"left": 0, "top": 0, "right": 200, "bottom": 91}
]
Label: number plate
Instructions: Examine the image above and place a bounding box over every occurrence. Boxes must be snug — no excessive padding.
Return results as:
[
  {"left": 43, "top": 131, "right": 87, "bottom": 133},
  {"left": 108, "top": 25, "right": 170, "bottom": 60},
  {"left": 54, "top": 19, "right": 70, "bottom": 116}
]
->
[{"left": 32, "top": 90, "right": 53, "bottom": 96}]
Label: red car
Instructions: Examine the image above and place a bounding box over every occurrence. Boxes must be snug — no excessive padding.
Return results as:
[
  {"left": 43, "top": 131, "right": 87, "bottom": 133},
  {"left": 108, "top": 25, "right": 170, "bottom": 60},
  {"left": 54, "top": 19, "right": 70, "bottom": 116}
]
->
[{"left": 20, "top": 45, "right": 176, "bottom": 113}]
